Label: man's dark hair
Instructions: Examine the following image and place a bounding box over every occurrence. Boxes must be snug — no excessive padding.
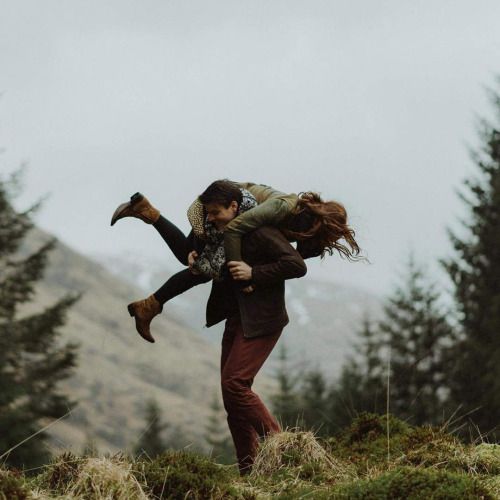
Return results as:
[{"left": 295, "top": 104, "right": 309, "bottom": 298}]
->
[{"left": 198, "top": 179, "right": 242, "bottom": 208}]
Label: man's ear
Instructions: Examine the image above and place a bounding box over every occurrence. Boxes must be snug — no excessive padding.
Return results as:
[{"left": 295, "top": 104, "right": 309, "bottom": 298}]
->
[{"left": 231, "top": 200, "right": 239, "bottom": 212}]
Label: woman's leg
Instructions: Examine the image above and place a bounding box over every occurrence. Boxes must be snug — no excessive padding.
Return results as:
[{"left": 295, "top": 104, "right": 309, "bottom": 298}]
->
[
  {"left": 130, "top": 269, "right": 210, "bottom": 343},
  {"left": 153, "top": 215, "right": 195, "bottom": 265},
  {"left": 153, "top": 268, "right": 210, "bottom": 305},
  {"left": 112, "top": 194, "right": 201, "bottom": 265},
  {"left": 149, "top": 216, "right": 209, "bottom": 310},
  {"left": 151, "top": 216, "right": 208, "bottom": 302},
  {"left": 122, "top": 205, "right": 210, "bottom": 342}
]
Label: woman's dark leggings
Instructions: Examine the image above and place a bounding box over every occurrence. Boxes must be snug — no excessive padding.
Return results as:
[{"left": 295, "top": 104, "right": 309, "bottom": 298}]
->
[{"left": 151, "top": 215, "right": 210, "bottom": 305}]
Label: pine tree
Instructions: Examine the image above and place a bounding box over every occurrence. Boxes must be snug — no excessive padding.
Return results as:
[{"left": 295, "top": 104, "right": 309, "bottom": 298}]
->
[
  {"left": 330, "top": 255, "right": 454, "bottom": 427},
  {"left": 299, "top": 369, "right": 330, "bottom": 436},
  {"left": 328, "top": 315, "right": 385, "bottom": 430},
  {"left": 270, "top": 345, "right": 302, "bottom": 429},
  {"left": 134, "top": 399, "right": 168, "bottom": 458},
  {"left": 441, "top": 84, "right": 500, "bottom": 438},
  {"left": 379, "top": 255, "right": 455, "bottom": 425},
  {"left": 0, "top": 172, "right": 79, "bottom": 469},
  {"left": 204, "top": 392, "right": 234, "bottom": 464}
]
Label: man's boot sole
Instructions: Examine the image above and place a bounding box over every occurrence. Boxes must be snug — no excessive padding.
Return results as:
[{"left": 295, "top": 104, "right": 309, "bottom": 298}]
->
[
  {"left": 110, "top": 192, "right": 144, "bottom": 226},
  {"left": 127, "top": 304, "right": 135, "bottom": 317}
]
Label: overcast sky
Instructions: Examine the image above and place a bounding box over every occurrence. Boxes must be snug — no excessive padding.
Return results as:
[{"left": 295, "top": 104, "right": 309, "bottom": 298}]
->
[{"left": 1, "top": 0, "right": 500, "bottom": 296}]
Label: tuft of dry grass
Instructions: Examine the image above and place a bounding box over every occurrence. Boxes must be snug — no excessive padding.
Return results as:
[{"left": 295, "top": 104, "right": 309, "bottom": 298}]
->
[
  {"left": 36, "top": 454, "right": 148, "bottom": 500},
  {"left": 251, "top": 430, "right": 354, "bottom": 482},
  {"left": 68, "top": 456, "right": 147, "bottom": 500}
]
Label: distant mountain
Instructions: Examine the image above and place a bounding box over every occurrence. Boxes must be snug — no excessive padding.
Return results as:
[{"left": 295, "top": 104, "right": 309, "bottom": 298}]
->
[
  {"left": 95, "top": 253, "right": 383, "bottom": 378},
  {"left": 15, "top": 223, "right": 382, "bottom": 456},
  {"left": 17, "top": 223, "right": 382, "bottom": 456}
]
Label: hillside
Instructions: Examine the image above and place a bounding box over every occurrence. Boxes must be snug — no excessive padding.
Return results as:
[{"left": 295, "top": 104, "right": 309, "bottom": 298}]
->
[{"left": 19, "top": 228, "right": 272, "bottom": 454}]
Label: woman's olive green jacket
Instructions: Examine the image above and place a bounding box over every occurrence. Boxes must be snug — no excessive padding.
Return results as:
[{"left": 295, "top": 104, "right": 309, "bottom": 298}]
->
[{"left": 225, "top": 182, "right": 299, "bottom": 261}]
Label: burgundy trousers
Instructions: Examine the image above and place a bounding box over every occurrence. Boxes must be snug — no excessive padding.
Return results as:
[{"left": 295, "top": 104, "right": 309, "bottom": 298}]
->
[{"left": 220, "top": 315, "right": 282, "bottom": 474}]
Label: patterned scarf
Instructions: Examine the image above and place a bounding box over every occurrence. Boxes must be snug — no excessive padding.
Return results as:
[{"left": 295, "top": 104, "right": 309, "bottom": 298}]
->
[{"left": 191, "top": 189, "right": 257, "bottom": 280}]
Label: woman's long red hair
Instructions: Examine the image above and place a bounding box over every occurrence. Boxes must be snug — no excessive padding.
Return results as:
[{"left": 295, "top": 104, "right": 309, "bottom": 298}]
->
[{"left": 286, "top": 192, "right": 362, "bottom": 261}]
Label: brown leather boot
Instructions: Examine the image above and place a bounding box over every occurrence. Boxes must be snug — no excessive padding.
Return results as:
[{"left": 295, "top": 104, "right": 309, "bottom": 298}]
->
[
  {"left": 110, "top": 192, "right": 160, "bottom": 226},
  {"left": 127, "top": 294, "right": 163, "bottom": 343}
]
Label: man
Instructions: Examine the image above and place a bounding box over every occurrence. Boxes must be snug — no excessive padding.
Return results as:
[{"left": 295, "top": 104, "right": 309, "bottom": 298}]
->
[{"left": 196, "top": 180, "right": 307, "bottom": 475}]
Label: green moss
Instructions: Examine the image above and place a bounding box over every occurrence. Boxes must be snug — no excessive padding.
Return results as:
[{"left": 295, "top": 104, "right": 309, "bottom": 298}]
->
[
  {"left": 398, "top": 426, "right": 466, "bottom": 470},
  {"left": 327, "top": 413, "right": 411, "bottom": 471},
  {"left": 468, "top": 443, "right": 500, "bottom": 475},
  {"left": 327, "top": 413, "right": 471, "bottom": 474},
  {"left": 345, "top": 413, "right": 411, "bottom": 444},
  {"left": 136, "top": 450, "right": 241, "bottom": 499},
  {"left": 297, "top": 461, "right": 331, "bottom": 483},
  {"left": 266, "top": 462, "right": 331, "bottom": 485},
  {"left": 0, "top": 469, "right": 30, "bottom": 500},
  {"left": 274, "top": 485, "right": 334, "bottom": 499},
  {"left": 334, "top": 467, "right": 493, "bottom": 500},
  {"left": 479, "top": 474, "right": 500, "bottom": 498},
  {"left": 5, "top": 420, "right": 499, "bottom": 500},
  {"left": 248, "top": 473, "right": 331, "bottom": 499}
]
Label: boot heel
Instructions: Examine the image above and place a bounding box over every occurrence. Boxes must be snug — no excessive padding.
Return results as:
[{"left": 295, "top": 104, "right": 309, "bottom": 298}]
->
[
  {"left": 130, "top": 192, "right": 144, "bottom": 204},
  {"left": 110, "top": 192, "right": 158, "bottom": 226},
  {"left": 127, "top": 304, "right": 135, "bottom": 317}
]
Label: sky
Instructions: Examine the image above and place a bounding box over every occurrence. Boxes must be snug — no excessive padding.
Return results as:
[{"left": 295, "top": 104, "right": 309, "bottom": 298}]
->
[{"left": 1, "top": 0, "right": 500, "bottom": 296}]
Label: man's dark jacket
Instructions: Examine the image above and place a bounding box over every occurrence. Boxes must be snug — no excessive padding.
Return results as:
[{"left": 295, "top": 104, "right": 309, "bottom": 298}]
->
[{"left": 205, "top": 226, "right": 307, "bottom": 337}]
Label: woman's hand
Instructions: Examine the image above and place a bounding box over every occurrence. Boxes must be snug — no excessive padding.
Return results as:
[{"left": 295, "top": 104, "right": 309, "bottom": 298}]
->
[
  {"left": 228, "top": 260, "right": 252, "bottom": 281},
  {"left": 188, "top": 250, "right": 200, "bottom": 275}
]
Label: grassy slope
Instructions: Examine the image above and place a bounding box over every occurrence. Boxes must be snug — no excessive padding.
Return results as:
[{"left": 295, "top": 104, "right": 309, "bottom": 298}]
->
[{"left": 3, "top": 414, "right": 500, "bottom": 499}]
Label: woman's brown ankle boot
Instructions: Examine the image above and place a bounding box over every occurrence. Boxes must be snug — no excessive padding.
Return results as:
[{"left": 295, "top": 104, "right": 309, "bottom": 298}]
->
[
  {"left": 127, "top": 294, "right": 163, "bottom": 343},
  {"left": 110, "top": 192, "right": 161, "bottom": 226}
]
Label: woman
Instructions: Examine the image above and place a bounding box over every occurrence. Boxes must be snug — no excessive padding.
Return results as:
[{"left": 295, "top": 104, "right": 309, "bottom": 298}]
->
[{"left": 110, "top": 180, "right": 361, "bottom": 342}]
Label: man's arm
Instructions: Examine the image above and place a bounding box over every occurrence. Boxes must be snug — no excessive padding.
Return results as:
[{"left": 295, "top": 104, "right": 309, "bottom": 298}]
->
[{"left": 247, "top": 227, "right": 307, "bottom": 286}]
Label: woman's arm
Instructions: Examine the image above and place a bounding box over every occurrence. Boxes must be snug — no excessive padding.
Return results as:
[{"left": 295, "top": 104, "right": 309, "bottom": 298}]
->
[{"left": 224, "top": 194, "right": 298, "bottom": 261}]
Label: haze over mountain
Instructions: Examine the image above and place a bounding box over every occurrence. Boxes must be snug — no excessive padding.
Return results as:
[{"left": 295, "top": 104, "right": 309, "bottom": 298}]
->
[
  {"left": 4, "top": 1, "right": 499, "bottom": 299},
  {"left": 96, "top": 252, "right": 382, "bottom": 378}
]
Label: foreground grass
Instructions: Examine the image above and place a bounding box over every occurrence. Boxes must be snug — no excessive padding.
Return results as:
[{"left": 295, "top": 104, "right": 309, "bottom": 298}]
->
[{"left": 2, "top": 414, "right": 499, "bottom": 499}]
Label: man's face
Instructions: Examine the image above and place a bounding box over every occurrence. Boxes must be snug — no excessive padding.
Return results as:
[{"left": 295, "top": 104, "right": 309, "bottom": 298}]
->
[{"left": 205, "top": 201, "right": 238, "bottom": 230}]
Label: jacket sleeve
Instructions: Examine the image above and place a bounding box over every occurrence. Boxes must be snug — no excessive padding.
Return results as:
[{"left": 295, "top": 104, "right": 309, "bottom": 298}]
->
[
  {"left": 250, "top": 228, "right": 307, "bottom": 286},
  {"left": 224, "top": 198, "right": 294, "bottom": 262}
]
